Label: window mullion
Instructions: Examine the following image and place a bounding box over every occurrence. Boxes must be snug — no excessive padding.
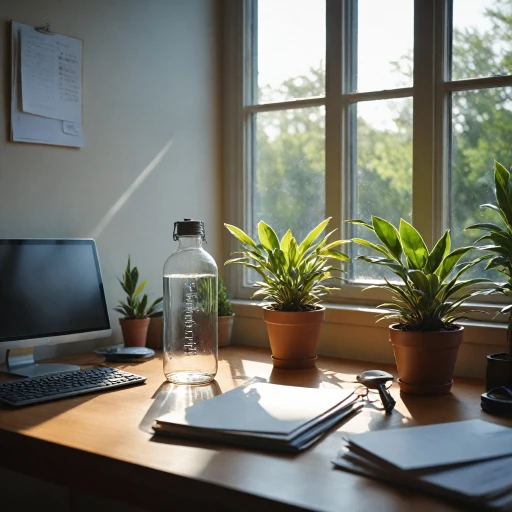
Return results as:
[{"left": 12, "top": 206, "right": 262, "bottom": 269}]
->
[
  {"left": 325, "top": 0, "right": 343, "bottom": 239},
  {"left": 434, "top": 0, "right": 452, "bottom": 239},
  {"left": 412, "top": 0, "right": 437, "bottom": 248}
]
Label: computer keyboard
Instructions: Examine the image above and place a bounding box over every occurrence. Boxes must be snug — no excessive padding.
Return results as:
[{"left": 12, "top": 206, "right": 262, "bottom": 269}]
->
[{"left": 0, "top": 367, "right": 147, "bottom": 407}]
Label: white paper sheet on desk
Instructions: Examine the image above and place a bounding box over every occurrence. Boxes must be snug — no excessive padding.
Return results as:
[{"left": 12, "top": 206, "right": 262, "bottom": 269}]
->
[
  {"left": 20, "top": 25, "right": 82, "bottom": 123},
  {"left": 345, "top": 419, "right": 512, "bottom": 471},
  {"left": 11, "top": 21, "right": 84, "bottom": 147}
]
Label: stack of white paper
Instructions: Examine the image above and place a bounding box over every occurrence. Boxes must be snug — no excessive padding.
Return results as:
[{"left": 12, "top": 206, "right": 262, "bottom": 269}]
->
[
  {"left": 333, "top": 419, "right": 512, "bottom": 511},
  {"left": 153, "top": 381, "right": 363, "bottom": 452}
]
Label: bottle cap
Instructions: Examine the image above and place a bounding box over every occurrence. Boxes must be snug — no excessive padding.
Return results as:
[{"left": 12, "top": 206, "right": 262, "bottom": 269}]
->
[{"left": 173, "top": 219, "right": 206, "bottom": 241}]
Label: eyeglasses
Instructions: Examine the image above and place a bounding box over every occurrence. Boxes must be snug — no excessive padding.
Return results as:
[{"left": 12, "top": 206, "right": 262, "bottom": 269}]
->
[{"left": 354, "top": 381, "right": 393, "bottom": 403}]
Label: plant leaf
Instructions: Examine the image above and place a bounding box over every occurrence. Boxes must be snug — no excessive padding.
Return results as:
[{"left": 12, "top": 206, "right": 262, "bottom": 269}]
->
[
  {"left": 298, "top": 218, "right": 331, "bottom": 255},
  {"left": 258, "top": 221, "right": 280, "bottom": 253},
  {"left": 399, "top": 219, "right": 428, "bottom": 270},
  {"left": 224, "top": 223, "right": 259, "bottom": 249},
  {"left": 134, "top": 280, "right": 147, "bottom": 297},
  {"left": 494, "top": 160, "right": 512, "bottom": 227},
  {"left": 346, "top": 219, "right": 375, "bottom": 231},
  {"left": 435, "top": 246, "right": 474, "bottom": 282},
  {"left": 372, "top": 216, "right": 402, "bottom": 261},
  {"left": 425, "top": 230, "right": 451, "bottom": 274}
]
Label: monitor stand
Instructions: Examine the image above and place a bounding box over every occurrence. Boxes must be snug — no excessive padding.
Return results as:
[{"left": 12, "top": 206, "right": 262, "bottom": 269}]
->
[{"left": 0, "top": 347, "right": 80, "bottom": 378}]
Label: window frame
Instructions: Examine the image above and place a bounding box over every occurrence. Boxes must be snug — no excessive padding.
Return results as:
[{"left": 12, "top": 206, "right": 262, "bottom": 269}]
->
[{"left": 222, "top": 0, "right": 512, "bottom": 321}]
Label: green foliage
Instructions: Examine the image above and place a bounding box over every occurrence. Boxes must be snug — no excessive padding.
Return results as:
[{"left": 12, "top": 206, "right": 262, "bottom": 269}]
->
[
  {"left": 218, "top": 277, "right": 234, "bottom": 317},
  {"left": 254, "top": 1, "right": 512, "bottom": 282},
  {"left": 349, "top": 217, "right": 491, "bottom": 331},
  {"left": 225, "top": 218, "right": 349, "bottom": 311},
  {"left": 114, "top": 257, "right": 163, "bottom": 319},
  {"left": 465, "top": 160, "right": 512, "bottom": 355}
]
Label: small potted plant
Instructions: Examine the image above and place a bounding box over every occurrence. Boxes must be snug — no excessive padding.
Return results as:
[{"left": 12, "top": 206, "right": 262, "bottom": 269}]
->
[
  {"left": 115, "top": 257, "right": 163, "bottom": 347},
  {"left": 349, "top": 217, "right": 489, "bottom": 395},
  {"left": 464, "top": 160, "right": 512, "bottom": 390},
  {"left": 218, "top": 276, "right": 235, "bottom": 347},
  {"left": 225, "top": 218, "right": 348, "bottom": 369}
]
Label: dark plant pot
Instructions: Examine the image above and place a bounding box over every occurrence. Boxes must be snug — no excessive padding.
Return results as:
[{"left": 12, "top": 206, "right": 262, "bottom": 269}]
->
[
  {"left": 119, "top": 318, "right": 150, "bottom": 347},
  {"left": 486, "top": 353, "right": 512, "bottom": 391},
  {"left": 389, "top": 324, "right": 463, "bottom": 396},
  {"left": 218, "top": 314, "right": 235, "bottom": 347},
  {"left": 263, "top": 306, "right": 325, "bottom": 369},
  {"left": 146, "top": 316, "right": 163, "bottom": 350}
]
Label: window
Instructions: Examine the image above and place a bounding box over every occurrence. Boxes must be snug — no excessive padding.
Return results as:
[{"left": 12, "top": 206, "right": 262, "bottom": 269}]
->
[{"left": 223, "top": 0, "right": 512, "bottom": 309}]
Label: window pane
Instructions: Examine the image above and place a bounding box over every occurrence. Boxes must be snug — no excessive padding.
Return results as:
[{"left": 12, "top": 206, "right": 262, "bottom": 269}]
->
[
  {"left": 351, "top": 98, "right": 413, "bottom": 281},
  {"left": 251, "top": 107, "right": 325, "bottom": 245},
  {"left": 356, "top": 0, "right": 414, "bottom": 92},
  {"left": 257, "top": 0, "right": 325, "bottom": 104},
  {"left": 452, "top": 0, "right": 512, "bottom": 81},
  {"left": 450, "top": 87, "right": 512, "bottom": 279}
]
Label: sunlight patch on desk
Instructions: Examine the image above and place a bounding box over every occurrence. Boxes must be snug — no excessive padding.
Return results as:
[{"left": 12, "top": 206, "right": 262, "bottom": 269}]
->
[{"left": 89, "top": 138, "right": 174, "bottom": 239}]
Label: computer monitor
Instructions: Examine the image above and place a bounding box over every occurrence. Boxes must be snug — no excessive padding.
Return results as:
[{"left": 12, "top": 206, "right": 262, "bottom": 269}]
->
[{"left": 0, "top": 239, "right": 111, "bottom": 377}]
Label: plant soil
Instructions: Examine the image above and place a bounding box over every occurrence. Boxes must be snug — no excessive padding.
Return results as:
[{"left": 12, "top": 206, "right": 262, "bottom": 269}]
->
[
  {"left": 394, "top": 323, "right": 462, "bottom": 333},
  {"left": 267, "top": 304, "right": 323, "bottom": 312}
]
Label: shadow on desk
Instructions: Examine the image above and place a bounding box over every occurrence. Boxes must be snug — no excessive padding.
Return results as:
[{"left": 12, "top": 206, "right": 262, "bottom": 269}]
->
[
  {"left": 139, "top": 380, "right": 222, "bottom": 434},
  {"left": 0, "top": 394, "right": 97, "bottom": 430}
]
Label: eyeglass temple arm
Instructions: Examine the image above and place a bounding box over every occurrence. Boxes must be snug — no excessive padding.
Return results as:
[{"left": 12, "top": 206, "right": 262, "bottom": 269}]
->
[{"left": 378, "top": 383, "right": 396, "bottom": 413}]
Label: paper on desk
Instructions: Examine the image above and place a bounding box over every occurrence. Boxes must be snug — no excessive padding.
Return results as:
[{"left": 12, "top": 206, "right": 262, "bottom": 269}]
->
[
  {"left": 20, "top": 25, "right": 82, "bottom": 123},
  {"left": 345, "top": 419, "right": 512, "bottom": 471},
  {"left": 11, "top": 21, "right": 84, "bottom": 147},
  {"left": 334, "top": 451, "right": 512, "bottom": 511},
  {"left": 156, "top": 382, "right": 355, "bottom": 435}
]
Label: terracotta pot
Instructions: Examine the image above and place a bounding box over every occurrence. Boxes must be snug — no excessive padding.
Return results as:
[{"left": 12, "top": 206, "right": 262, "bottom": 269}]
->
[
  {"left": 389, "top": 324, "right": 463, "bottom": 396},
  {"left": 263, "top": 306, "right": 325, "bottom": 369},
  {"left": 218, "top": 315, "right": 235, "bottom": 347},
  {"left": 146, "top": 316, "right": 163, "bottom": 350},
  {"left": 486, "top": 353, "right": 512, "bottom": 391},
  {"left": 119, "top": 318, "right": 150, "bottom": 347}
]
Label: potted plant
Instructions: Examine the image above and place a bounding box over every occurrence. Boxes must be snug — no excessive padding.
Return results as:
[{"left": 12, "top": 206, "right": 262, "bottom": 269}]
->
[
  {"left": 146, "top": 311, "right": 163, "bottom": 350},
  {"left": 464, "top": 160, "right": 512, "bottom": 390},
  {"left": 349, "top": 217, "right": 489, "bottom": 395},
  {"left": 114, "top": 257, "right": 163, "bottom": 347},
  {"left": 224, "top": 218, "right": 349, "bottom": 369},
  {"left": 218, "top": 276, "right": 235, "bottom": 347}
]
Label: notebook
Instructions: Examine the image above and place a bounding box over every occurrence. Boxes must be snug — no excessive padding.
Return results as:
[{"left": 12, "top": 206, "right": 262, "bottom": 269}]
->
[
  {"left": 334, "top": 419, "right": 512, "bottom": 511},
  {"left": 153, "top": 381, "right": 362, "bottom": 452},
  {"left": 344, "top": 419, "right": 512, "bottom": 470}
]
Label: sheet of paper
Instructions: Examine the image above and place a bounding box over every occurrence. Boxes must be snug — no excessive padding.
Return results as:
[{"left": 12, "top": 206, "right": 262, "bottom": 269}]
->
[
  {"left": 11, "top": 21, "right": 84, "bottom": 147},
  {"left": 20, "top": 25, "right": 82, "bottom": 123},
  {"left": 346, "top": 419, "right": 512, "bottom": 471}
]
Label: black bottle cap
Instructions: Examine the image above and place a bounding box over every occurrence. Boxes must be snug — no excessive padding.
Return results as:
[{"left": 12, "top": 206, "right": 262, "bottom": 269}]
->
[{"left": 173, "top": 219, "right": 206, "bottom": 241}]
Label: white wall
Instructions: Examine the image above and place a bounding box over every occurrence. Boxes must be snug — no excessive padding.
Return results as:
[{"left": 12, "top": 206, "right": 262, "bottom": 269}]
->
[{"left": 0, "top": 0, "right": 221, "bottom": 362}]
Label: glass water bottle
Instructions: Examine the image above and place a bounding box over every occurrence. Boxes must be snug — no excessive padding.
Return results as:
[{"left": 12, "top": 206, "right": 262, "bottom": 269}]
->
[{"left": 163, "top": 219, "right": 218, "bottom": 385}]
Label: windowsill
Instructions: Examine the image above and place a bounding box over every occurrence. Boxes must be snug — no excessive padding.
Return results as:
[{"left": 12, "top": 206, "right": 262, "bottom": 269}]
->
[{"left": 231, "top": 299, "right": 508, "bottom": 348}]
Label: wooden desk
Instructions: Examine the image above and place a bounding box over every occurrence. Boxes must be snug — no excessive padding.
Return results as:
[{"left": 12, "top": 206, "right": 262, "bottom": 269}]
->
[{"left": 0, "top": 346, "right": 510, "bottom": 512}]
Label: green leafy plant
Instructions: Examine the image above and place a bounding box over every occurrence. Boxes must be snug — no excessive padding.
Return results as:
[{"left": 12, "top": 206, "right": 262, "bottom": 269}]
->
[
  {"left": 224, "top": 218, "right": 349, "bottom": 312},
  {"left": 464, "top": 160, "right": 512, "bottom": 359},
  {"left": 348, "top": 217, "right": 490, "bottom": 331},
  {"left": 114, "top": 257, "right": 163, "bottom": 319},
  {"left": 218, "top": 277, "right": 234, "bottom": 317}
]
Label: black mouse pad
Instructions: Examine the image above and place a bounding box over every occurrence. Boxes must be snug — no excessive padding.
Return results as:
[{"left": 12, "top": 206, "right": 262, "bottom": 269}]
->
[{"left": 95, "top": 346, "right": 155, "bottom": 361}]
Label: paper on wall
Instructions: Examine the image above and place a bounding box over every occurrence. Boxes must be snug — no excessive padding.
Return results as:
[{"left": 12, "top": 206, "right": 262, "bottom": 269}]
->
[
  {"left": 20, "top": 25, "right": 82, "bottom": 123},
  {"left": 11, "top": 21, "right": 84, "bottom": 148}
]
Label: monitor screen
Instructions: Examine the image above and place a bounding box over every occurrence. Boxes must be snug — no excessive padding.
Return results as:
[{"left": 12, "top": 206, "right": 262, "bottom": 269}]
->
[{"left": 0, "top": 239, "right": 110, "bottom": 343}]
